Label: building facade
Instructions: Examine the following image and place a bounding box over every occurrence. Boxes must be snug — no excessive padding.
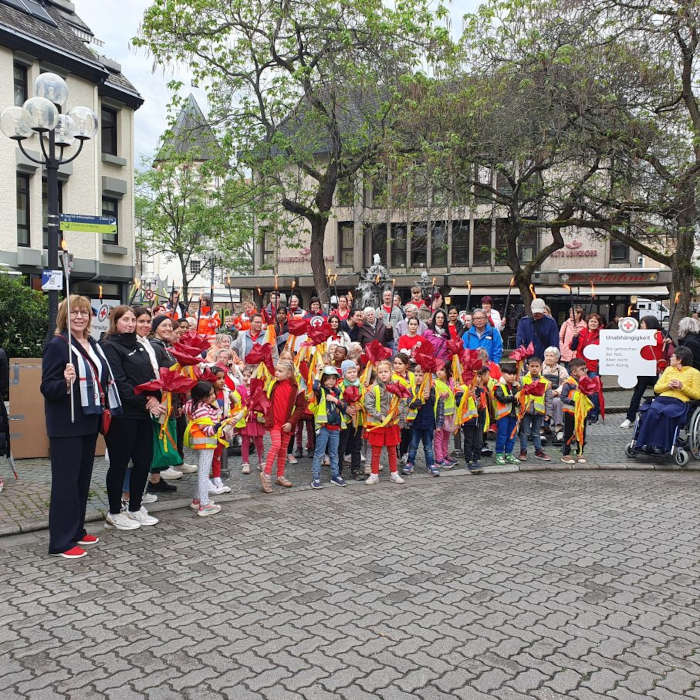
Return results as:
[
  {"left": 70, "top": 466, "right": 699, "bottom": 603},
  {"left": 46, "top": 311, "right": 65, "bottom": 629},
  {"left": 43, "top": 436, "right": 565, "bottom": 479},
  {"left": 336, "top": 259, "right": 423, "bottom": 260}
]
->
[{"left": 0, "top": 0, "right": 142, "bottom": 303}]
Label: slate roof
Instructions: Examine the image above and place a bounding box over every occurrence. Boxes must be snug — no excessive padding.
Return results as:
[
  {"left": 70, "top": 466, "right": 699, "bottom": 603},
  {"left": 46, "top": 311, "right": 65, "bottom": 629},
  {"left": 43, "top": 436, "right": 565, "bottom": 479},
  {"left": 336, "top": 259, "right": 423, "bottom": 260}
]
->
[
  {"left": 0, "top": 0, "right": 142, "bottom": 109},
  {"left": 155, "top": 94, "right": 220, "bottom": 162}
]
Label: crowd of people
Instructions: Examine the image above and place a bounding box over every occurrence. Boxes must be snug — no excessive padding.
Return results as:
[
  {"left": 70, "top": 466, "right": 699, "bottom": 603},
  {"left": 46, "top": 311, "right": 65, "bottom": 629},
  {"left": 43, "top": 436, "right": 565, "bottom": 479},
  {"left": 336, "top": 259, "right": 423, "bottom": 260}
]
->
[{"left": 40, "top": 286, "right": 700, "bottom": 559}]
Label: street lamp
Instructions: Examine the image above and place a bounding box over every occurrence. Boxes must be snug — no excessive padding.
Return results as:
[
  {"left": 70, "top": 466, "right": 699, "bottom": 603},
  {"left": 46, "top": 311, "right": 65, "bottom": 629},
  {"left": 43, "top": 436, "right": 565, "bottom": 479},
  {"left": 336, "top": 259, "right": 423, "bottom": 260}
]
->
[{"left": 0, "top": 73, "right": 97, "bottom": 338}]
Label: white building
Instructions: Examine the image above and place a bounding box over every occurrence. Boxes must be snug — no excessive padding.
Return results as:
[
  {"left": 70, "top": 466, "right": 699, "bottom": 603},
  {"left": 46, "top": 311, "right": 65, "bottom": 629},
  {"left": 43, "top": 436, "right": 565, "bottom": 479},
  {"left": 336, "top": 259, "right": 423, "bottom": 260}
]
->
[{"left": 0, "top": 0, "right": 142, "bottom": 302}]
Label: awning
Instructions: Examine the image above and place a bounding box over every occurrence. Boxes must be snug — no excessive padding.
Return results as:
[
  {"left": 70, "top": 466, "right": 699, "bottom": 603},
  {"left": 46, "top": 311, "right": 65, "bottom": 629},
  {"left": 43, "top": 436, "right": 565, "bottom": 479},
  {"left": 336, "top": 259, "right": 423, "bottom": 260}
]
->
[{"left": 449, "top": 285, "right": 669, "bottom": 297}]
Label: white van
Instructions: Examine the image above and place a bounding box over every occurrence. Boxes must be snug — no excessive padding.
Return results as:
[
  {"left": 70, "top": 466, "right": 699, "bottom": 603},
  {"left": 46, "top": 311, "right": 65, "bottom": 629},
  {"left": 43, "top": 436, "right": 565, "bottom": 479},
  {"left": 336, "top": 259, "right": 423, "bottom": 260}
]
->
[{"left": 635, "top": 298, "right": 669, "bottom": 323}]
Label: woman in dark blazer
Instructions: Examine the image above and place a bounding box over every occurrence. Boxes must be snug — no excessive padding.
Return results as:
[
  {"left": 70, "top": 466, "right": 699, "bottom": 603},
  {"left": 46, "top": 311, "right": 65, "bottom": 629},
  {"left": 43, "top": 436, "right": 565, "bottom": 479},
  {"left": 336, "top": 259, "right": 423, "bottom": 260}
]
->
[
  {"left": 41, "top": 295, "right": 121, "bottom": 559},
  {"left": 100, "top": 306, "right": 165, "bottom": 530}
]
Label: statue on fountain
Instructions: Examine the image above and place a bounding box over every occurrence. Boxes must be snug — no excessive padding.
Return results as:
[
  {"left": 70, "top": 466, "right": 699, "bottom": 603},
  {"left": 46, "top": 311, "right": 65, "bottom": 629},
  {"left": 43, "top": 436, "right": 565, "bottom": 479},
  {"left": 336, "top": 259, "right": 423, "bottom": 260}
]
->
[{"left": 356, "top": 254, "right": 391, "bottom": 309}]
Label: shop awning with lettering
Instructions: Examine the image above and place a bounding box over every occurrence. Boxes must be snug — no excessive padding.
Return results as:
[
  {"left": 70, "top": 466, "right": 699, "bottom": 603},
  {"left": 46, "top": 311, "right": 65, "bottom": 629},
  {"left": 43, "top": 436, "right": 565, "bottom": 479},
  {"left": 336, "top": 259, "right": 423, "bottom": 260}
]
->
[{"left": 449, "top": 285, "right": 669, "bottom": 297}]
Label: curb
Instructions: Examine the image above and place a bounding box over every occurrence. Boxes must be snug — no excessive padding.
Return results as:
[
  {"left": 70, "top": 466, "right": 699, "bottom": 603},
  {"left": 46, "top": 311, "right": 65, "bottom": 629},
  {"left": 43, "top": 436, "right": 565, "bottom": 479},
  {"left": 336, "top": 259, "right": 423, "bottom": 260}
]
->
[{"left": 2, "top": 461, "right": 699, "bottom": 539}]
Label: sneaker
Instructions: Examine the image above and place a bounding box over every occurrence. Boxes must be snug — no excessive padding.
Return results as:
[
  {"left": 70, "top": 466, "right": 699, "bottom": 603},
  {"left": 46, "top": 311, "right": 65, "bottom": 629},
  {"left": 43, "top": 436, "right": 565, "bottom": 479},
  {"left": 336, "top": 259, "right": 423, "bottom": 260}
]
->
[
  {"left": 160, "top": 467, "right": 183, "bottom": 480},
  {"left": 481, "top": 447, "right": 493, "bottom": 457},
  {"left": 51, "top": 546, "right": 87, "bottom": 559},
  {"left": 147, "top": 479, "right": 177, "bottom": 493},
  {"left": 141, "top": 493, "right": 158, "bottom": 504},
  {"left": 534, "top": 450, "right": 551, "bottom": 462},
  {"left": 620, "top": 419, "right": 632, "bottom": 429},
  {"left": 260, "top": 472, "right": 273, "bottom": 494},
  {"left": 402, "top": 463, "right": 415, "bottom": 475},
  {"left": 287, "top": 454, "right": 298, "bottom": 464},
  {"left": 561, "top": 455, "right": 576, "bottom": 464},
  {"left": 127, "top": 507, "right": 159, "bottom": 526},
  {"left": 76, "top": 534, "right": 99, "bottom": 546},
  {"left": 343, "top": 455, "right": 351, "bottom": 463},
  {"left": 390, "top": 472, "right": 405, "bottom": 484},
  {"left": 198, "top": 503, "right": 222, "bottom": 517},
  {"left": 207, "top": 479, "right": 223, "bottom": 494},
  {"left": 427, "top": 465, "right": 440, "bottom": 477},
  {"left": 440, "top": 459, "right": 455, "bottom": 470},
  {"left": 241, "top": 462, "right": 251, "bottom": 474},
  {"left": 401, "top": 453, "right": 408, "bottom": 465},
  {"left": 311, "top": 479, "right": 323, "bottom": 489},
  {"left": 494, "top": 454, "right": 507, "bottom": 465},
  {"left": 353, "top": 472, "right": 367, "bottom": 481},
  {"left": 105, "top": 512, "right": 140, "bottom": 530},
  {"left": 518, "top": 450, "right": 527, "bottom": 461},
  {"left": 213, "top": 477, "right": 231, "bottom": 493},
  {"left": 178, "top": 463, "right": 198, "bottom": 474},
  {"left": 365, "top": 473, "right": 379, "bottom": 485},
  {"left": 468, "top": 462, "right": 483, "bottom": 474},
  {"left": 190, "top": 500, "right": 200, "bottom": 511},
  {"left": 330, "top": 475, "right": 347, "bottom": 487},
  {"left": 505, "top": 454, "right": 521, "bottom": 465}
]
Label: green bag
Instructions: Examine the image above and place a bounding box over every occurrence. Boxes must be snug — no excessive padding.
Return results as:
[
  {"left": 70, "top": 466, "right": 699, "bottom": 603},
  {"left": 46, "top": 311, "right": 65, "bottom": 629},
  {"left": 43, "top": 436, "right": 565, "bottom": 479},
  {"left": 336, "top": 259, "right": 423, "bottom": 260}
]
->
[{"left": 151, "top": 416, "right": 182, "bottom": 470}]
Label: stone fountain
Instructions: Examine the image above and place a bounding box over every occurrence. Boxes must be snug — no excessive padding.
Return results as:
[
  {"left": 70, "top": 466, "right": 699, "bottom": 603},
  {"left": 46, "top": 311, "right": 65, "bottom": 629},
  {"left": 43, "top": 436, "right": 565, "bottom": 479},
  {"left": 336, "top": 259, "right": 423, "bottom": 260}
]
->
[{"left": 356, "top": 254, "right": 392, "bottom": 309}]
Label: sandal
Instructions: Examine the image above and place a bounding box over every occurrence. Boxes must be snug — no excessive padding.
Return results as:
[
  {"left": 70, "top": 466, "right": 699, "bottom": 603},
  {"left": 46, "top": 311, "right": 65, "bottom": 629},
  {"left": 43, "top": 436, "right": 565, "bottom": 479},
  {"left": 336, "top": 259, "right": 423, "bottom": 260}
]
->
[
  {"left": 276, "top": 476, "right": 293, "bottom": 488},
  {"left": 577, "top": 456, "right": 587, "bottom": 464}
]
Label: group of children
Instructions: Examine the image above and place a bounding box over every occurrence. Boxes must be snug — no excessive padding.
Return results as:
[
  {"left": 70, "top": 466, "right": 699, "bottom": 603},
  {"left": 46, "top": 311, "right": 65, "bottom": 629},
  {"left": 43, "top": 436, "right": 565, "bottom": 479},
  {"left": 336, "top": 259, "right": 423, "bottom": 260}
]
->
[{"left": 181, "top": 347, "right": 594, "bottom": 515}]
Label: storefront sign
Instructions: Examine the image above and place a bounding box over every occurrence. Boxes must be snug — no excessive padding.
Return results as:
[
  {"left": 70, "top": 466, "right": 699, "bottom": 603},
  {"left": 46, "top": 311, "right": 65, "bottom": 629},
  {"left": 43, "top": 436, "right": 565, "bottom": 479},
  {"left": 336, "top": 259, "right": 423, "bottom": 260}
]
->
[{"left": 565, "top": 271, "right": 658, "bottom": 284}]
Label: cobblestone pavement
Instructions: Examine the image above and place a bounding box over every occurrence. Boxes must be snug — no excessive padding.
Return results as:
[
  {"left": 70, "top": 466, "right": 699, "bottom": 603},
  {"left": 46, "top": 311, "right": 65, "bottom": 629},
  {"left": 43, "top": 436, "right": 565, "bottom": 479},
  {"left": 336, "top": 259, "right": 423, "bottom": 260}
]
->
[
  {"left": 1, "top": 470, "right": 699, "bottom": 698},
  {"left": 2, "top": 412, "right": 699, "bottom": 537}
]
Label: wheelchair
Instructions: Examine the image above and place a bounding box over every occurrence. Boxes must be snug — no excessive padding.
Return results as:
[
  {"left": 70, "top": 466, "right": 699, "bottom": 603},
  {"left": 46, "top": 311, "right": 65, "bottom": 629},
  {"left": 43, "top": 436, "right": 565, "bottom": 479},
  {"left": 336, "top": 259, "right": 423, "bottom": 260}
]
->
[{"left": 625, "top": 398, "right": 700, "bottom": 467}]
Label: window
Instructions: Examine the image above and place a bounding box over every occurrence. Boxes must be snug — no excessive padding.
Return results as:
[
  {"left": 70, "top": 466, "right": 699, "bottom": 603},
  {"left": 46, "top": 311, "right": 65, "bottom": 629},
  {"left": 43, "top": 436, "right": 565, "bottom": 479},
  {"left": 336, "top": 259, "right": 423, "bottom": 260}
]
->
[
  {"left": 473, "top": 219, "right": 492, "bottom": 266},
  {"left": 338, "top": 221, "right": 354, "bottom": 267},
  {"left": 101, "top": 106, "right": 118, "bottom": 155},
  {"left": 42, "top": 179, "right": 63, "bottom": 249},
  {"left": 494, "top": 218, "right": 511, "bottom": 265},
  {"left": 451, "top": 219, "right": 469, "bottom": 266},
  {"left": 365, "top": 222, "right": 387, "bottom": 264},
  {"left": 411, "top": 222, "right": 427, "bottom": 267},
  {"left": 610, "top": 240, "right": 629, "bottom": 262},
  {"left": 336, "top": 178, "right": 354, "bottom": 207},
  {"left": 17, "top": 174, "right": 30, "bottom": 247},
  {"left": 190, "top": 260, "right": 201, "bottom": 275},
  {"left": 519, "top": 225, "right": 538, "bottom": 263},
  {"left": 390, "top": 223, "right": 406, "bottom": 268},
  {"left": 101, "top": 197, "right": 119, "bottom": 244},
  {"left": 261, "top": 229, "right": 275, "bottom": 266},
  {"left": 431, "top": 221, "right": 448, "bottom": 267},
  {"left": 14, "top": 63, "right": 28, "bottom": 107}
]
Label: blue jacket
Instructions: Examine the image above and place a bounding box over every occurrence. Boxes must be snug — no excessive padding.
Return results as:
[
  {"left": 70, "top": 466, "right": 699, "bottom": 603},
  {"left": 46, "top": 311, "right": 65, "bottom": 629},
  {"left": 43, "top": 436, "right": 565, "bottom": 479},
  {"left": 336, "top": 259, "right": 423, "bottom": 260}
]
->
[
  {"left": 409, "top": 387, "right": 436, "bottom": 431},
  {"left": 462, "top": 325, "right": 503, "bottom": 363},
  {"left": 515, "top": 316, "right": 560, "bottom": 359}
]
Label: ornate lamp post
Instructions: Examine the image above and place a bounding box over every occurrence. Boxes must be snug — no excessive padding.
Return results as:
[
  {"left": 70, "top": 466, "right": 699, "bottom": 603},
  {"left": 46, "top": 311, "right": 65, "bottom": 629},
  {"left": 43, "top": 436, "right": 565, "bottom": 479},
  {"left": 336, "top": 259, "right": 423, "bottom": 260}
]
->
[{"left": 1, "top": 73, "right": 97, "bottom": 337}]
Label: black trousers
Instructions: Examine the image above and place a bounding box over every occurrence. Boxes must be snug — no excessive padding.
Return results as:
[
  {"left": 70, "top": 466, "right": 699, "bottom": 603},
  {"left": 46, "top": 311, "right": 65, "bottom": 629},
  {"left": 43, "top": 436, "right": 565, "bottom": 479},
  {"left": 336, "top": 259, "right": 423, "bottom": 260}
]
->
[
  {"left": 626, "top": 374, "right": 658, "bottom": 421},
  {"left": 399, "top": 428, "right": 412, "bottom": 458},
  {"left": 176, "top": 414, "right": 187, "bottom": 459},
  {"left": 562, "top": 413, "right": 586, "bottom": 455},
  {"left": 339, "top": 424, "right": 363, "bottom": 475},
  {"left": 48, "top": 433, "right": 98, "bottom": 554},
  {"left": 105, "top": 417, "right": 153, "bottom": 515},
  {"left": 462, "top": 420, "right": 483, "bottom": 463}
]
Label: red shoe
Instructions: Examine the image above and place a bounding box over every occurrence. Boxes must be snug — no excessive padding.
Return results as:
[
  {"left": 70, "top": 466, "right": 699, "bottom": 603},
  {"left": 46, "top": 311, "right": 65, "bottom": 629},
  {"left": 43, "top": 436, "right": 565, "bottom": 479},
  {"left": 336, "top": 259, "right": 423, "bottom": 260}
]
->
[
  {"left": 52, "top": 546, "right": 87, "bottom": 559},
  {"left": 77, "top": 534, "right": 99, "bottom": 545}
]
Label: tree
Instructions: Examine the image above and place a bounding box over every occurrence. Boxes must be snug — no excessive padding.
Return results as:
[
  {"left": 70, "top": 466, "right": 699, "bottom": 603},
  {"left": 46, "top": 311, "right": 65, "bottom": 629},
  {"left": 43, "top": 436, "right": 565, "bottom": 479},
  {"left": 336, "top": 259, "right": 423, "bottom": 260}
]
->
[
  {"left": 0, "top": 274, "right": 48, "bottom": 357},
  {"left": 135, "top": 153, "right": 254, "bottom": 305},
  {"left": 135, "top": 0, "right": 446, "bottom": 304}
]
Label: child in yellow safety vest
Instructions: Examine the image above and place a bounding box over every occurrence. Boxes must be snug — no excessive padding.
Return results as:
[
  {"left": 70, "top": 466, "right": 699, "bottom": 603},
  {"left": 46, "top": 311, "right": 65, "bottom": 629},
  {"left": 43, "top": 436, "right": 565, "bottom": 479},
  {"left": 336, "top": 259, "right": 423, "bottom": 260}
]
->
[
  {"left": 461, "top": 366, "right": 491, "bottom": 474},
  {"left": 493, "top": 362, "right": 522, "bottom": 466},
  {"left": 339, "top": 359, "right": 366, "bottom": 481},
  {"left": 403, "top": 365, "right": 441, "bottom": 478},
  {"left": 184, "top": 381, "right": 225, "bottom": 517},
  {"left": 310, "top": 366, "right": 346, "bottom": 489},
  {"left": 560, "top": 358, "right": 591, "bottom": 463},
  {"left": 517, "top": 357, "right": 552, "bottom": 462},
  {"left": 434, "top": 365, "right": 458, "bottom": 468}
]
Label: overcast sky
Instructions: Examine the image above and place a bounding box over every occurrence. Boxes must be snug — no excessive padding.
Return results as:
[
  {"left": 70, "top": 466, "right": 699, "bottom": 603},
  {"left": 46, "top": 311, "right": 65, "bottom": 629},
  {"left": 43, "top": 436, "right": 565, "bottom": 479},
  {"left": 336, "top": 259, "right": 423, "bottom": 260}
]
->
[{"left": 74, "top": 0, "right": 481, "bottom": 164}]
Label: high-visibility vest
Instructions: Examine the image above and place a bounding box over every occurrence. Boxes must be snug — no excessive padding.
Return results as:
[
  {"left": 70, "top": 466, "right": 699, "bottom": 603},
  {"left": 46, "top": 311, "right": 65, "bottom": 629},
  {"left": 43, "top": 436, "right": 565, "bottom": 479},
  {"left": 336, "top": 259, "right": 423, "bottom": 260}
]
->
[
  {"left": 312, "top": 388, "right": 340, "bottom": 429},
  {"left": 457, "top": 391, "right": 478, "bottom": 424},
  {"left": 434, "top": 379, "right": 455, "bottom": 417},
  {"left": 231, "top": 389, "right": 247, "bottom": 429},
  {"left": 340, "top": 381, "right": 364, "bottom": 427},
  {"left": 560, "top": 377, "right": 578, "bottom": 414},
  {"left": 493, "top": 381, "right": 515, "bottom": 420},
  {"left": 521, "top": 374, "right": 549, "bottom": 414},
  {"left": 184, "top": 416, "right": 219, "bottom": 450},
  {"left": 197, "top": 309, "right": 221, "bottom": 336},
  {"left": 392, "top": 371, "right": 416, "bottom": 394}
]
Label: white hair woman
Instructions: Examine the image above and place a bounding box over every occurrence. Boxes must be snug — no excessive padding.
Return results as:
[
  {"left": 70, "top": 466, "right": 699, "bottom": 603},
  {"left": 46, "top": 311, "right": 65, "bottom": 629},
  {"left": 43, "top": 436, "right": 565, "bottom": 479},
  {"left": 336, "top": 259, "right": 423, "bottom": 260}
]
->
[
  {"left": 542, "top": 346, "right": 568, "bottom": 443},
  {"left": 677, "top": 316, "right": 700, "bottom": 371}
]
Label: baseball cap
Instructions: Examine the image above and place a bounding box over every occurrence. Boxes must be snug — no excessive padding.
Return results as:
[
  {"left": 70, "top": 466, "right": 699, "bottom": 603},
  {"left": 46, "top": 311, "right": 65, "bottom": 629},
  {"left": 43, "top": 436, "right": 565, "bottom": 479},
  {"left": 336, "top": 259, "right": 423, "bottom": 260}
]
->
[
  {"left": 531, "top": 298, "right": 546, "bottom": 314},
  {"left": 322, "top": 366, "right": 340, "bottom": 376}
]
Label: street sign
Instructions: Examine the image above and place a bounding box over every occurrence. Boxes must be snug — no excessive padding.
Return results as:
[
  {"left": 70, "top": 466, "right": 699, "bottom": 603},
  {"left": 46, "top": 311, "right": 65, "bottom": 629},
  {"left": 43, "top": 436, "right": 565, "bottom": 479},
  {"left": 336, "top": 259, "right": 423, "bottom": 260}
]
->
[
  {"left": 41, "top": 269, "right": 63, "bottom": 291},
  {"left": 59, "top": 214, "right": 117, "bottom": 234}
]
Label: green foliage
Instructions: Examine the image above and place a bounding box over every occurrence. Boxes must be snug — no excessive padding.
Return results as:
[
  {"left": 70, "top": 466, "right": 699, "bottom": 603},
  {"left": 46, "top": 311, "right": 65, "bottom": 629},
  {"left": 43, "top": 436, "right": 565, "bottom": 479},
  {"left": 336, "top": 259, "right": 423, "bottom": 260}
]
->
[{"left": 0, "top": 275, "right": 48, "bottom": 358}]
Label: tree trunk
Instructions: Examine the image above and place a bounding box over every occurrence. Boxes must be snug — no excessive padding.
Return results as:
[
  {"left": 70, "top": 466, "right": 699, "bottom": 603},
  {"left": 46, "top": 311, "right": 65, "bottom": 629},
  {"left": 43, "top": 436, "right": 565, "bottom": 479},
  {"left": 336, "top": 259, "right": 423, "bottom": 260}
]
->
[
  {"left": 668, "top": 226, "right": 695, "bottom": 338},
  {"left": 308, "top": 214, "right": 329, "bottom": 307},
  {"left": 515, "top": 273, "right": 534, "bottom": 313},
  {"left": 179, "top": 257, "right": 189, "bottom": 309}
]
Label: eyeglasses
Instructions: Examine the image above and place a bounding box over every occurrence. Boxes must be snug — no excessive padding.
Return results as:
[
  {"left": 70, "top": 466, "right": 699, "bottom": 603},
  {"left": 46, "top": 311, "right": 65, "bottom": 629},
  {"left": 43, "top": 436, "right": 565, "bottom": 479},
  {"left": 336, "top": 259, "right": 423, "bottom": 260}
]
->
[{"left": 70, "top": 310, "right": 90, "bottom": 317}]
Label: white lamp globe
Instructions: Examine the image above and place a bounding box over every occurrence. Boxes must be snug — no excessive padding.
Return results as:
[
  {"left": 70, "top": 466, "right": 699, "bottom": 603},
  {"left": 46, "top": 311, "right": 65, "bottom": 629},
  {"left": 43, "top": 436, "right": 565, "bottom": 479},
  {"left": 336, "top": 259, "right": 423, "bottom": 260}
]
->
[
  {"left": 54, "top": 114, "right": 75, "bottom": 147},
  {"left": 35, "top": 73, "right": 69, "bottom": 108},
  {"left": 0, "top": 106, "right": 33, "bottom": 140},
  {"left": 68, "top": 105, "right": 98, "bottom": 140},
  {"left": 23, "top": 96, "right": 59, "bottom": 132}
]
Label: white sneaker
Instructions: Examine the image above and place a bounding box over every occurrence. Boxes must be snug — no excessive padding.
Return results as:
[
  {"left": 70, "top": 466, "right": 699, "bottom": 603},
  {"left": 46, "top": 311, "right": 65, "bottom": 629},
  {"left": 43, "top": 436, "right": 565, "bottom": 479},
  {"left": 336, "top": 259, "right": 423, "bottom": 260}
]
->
[
  {"left": 160, "top": 467, "right": 183, "bottom": 480},
  {"left": 207, "top": 479, "right": 220, "bottom": 494},
  {"left": 141, "top": 493, "right": 158, "bottom": 504},
  {"left": 126, "top": 507, "right": 159, "bottom": 526},
  {"left": 213, "top": 477, "right": 231, "bottom": 494},
  {"left": 287, "top": 454, "right": 298, "bottom": 464},
  {"left": 178, "top": 463, "right": 198, "bottom": 474},
  {"left": 390, "top": 472, "right": 405, "bottom": 484},
  {"left": 620, "top": 419, "right": 632, "bottom": 429},
  {"left": 365, "top": 473, "right": 379, "bottom": 485},
  {"left": 241, "top": 462, "right": 250, "bottom": 474},
  {"left": 198, "top": 503, "right": 222, "bottom": 517},
  {"left": 105, "top": 512, "right": 140, "bottom": 530}
]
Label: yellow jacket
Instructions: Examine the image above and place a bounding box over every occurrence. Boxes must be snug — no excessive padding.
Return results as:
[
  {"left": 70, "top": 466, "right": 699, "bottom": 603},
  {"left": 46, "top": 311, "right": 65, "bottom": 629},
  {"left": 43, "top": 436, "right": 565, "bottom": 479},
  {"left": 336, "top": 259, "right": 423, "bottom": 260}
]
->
[{"left": 654, "top": 365, "right": 700, "bottom": 402}]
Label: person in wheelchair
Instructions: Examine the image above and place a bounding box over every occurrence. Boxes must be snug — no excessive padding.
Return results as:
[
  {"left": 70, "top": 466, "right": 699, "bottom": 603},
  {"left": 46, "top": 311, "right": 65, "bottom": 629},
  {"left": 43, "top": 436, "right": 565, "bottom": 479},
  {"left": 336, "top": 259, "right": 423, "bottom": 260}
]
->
[{"left": 635, "top": 346, "right": 700, "bottom": 454}]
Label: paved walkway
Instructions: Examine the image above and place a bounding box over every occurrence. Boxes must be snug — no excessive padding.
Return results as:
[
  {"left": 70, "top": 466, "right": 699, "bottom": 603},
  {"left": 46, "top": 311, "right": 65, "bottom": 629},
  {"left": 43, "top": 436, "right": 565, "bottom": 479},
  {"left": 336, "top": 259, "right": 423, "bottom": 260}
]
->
[
  {"left": 1, "top": 416, "right": 697, "bottom": 537},
  {"left": 1, "top": 470, "right": 699, "bottom": 697}
]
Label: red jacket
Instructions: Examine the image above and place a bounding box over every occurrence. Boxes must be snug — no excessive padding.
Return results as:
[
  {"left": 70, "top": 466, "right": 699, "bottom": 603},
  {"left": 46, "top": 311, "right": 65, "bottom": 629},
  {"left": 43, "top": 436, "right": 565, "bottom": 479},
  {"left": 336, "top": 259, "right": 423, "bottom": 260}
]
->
[
  {"left": 264, "top": 378, "right": 307, "bottom": 429},
  {"left": 573, "top": 327, "right": 600, "bottom": 373}
]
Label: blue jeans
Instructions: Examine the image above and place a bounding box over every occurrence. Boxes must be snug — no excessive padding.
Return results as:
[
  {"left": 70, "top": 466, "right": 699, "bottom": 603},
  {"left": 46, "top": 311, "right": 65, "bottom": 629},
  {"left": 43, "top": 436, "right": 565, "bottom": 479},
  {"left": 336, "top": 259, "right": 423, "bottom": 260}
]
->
[
  {"left": 519, "top": 413, "right": 543, "bottom": 452},
  {"left": 496, "top": 415, "right": 517, "bottom": 454},
  {"left": 587, "top": 371, "right": 600, "bottom": 421},
  {"left": 407, "top": 428, "right": 435, "bottom": 467},
  {"left": 311, "top": 427, "right": 340, "bottom": 481}
]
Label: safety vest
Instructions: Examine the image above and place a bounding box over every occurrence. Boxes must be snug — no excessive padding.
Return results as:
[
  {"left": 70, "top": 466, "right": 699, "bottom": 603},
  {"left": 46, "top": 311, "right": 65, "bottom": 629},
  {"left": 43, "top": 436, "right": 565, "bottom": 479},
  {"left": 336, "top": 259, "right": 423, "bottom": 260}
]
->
[
  {"left": 340, "top": 381, "right": 364, "bottom": 427},
  {"left": 392, "top": 371, "right": 416, "bottom": 394},
  {"left": 365, "top": 385, "right": 398, "bottom": 429},
  {"left": 184, "top": 416, "right": 219, "bottom": 450},
  {"left": 231, "top": 389, "right": 247, "bottom": 429},
  {"left": 457, "top": 390, "right": 478, "bottom": 425},
  {"left": 521, "top": 374, "right": 549, "bottom": 414},
  {"left": 560, "top": 377, "right": 578, "bottom": 414},
  {"left": 434, "top": 379, "right": 455, "bottom": 417},
  {"left": 493, "top": 381, "right": 515, "bottom": 420},
  {"left": 312, "top": 387, "right": 341, "bottom": 429},
  {"left": 196, "top": 309, "right": 221, "bottom": 336}
]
